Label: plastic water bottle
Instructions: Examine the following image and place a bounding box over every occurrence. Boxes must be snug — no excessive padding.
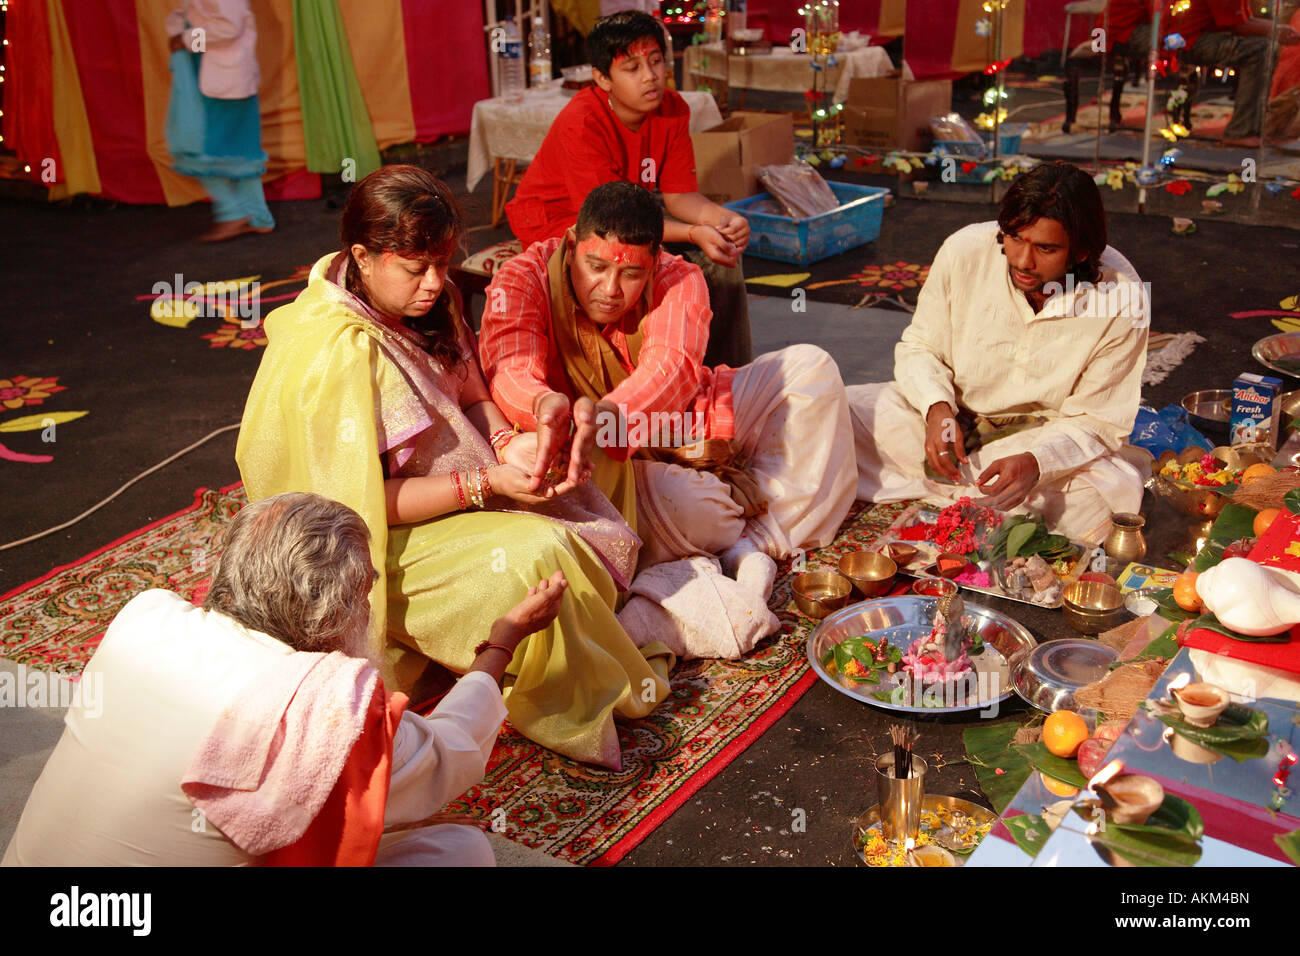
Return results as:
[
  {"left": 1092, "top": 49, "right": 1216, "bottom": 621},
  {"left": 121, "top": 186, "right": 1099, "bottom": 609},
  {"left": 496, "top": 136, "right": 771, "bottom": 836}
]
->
[
  {"left": 498, "top": 18, "right": 525, "bottom": 103},
  {"left": 528, "top": 17, "right": 551, "bottom": 89}
]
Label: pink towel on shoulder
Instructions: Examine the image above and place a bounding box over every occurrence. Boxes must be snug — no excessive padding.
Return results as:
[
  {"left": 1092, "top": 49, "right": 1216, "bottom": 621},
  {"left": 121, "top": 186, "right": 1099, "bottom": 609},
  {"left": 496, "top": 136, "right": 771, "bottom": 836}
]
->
[{"left": 181, "top": 651, "right": 378, "bottom": 856}]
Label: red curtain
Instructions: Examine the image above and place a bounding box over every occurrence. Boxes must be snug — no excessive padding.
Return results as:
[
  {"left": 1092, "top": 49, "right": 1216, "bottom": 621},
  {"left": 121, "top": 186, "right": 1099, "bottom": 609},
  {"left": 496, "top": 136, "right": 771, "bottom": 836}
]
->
[
  {"left": 748, "top": 1, "right": 877, "bottom": 45},
  {"left": 5, "top": 0, "right": 63, "bottom": 178},
  {"left": 63, "top": 0, "right": 164, "bottom": 203},
  {"left": 402, "top": 0, "right": 491, "bottom": 141}
]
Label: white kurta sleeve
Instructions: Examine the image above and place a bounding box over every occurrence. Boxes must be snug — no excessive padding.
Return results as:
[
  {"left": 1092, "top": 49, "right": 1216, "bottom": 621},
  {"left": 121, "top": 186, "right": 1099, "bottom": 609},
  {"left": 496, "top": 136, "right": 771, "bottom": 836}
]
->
[
  {"left": 894, "top": 237, "right": 959, "bottom": 418},
  {"left": 383, "top": 671, "right": 508, "bottom": 827}
]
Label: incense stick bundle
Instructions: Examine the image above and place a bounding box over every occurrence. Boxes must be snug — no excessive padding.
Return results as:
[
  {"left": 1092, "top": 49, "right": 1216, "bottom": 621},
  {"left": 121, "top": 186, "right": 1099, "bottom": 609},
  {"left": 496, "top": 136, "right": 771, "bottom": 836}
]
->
[{"left": 889, "top": 725, "right": 919, "bottom": 779}]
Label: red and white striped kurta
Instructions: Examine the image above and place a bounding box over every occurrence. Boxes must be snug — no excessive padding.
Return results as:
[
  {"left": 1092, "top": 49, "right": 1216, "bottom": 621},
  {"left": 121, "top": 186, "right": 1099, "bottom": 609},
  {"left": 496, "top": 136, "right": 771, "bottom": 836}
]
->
[{"left": 478, "top": 236, "right": 736, "bottom": 461}]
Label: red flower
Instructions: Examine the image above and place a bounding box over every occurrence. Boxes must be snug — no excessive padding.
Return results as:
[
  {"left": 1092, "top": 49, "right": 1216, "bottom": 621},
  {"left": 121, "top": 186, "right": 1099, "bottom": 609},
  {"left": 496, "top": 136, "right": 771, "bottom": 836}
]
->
[{"left": 1165, "top": 180, "right": 1192, "bottom": 195}]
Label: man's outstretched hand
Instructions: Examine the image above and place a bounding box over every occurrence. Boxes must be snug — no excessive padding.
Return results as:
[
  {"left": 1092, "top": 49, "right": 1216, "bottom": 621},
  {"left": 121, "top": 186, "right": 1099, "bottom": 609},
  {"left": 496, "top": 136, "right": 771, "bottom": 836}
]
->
[{"left": 972, "top": 453, "right": 1040, "bottom": 511}]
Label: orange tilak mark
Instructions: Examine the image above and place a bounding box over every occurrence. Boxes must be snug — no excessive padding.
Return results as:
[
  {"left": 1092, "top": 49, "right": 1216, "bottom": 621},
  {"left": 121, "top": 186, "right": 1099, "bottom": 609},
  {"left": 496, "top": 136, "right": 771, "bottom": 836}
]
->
[
  {"left": 576, "top": 237, "right": 653, "bottom": 268},
  {"left": 611, "top": 37, "right": 662, "bottom": 65}
]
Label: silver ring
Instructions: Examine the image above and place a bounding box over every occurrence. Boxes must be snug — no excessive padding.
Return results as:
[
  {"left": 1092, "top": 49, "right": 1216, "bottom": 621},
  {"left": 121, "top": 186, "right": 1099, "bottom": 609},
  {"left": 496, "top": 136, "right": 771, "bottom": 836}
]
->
[{"left": 941, "top": 451, "right": 953, "bottom": 457}]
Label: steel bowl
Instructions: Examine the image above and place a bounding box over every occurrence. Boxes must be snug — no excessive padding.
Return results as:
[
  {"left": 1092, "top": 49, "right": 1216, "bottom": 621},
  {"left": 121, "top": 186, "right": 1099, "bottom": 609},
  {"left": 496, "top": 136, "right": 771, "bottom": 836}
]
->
[
  {"left": 1181, "top": 389, "right": 1231, "bottom": 442},
  {"left": 839, "top": 551, "right": 897, "bottom": 598},
  {"left": 1011, "top": 638, "right": 1119, "bottom": 713},
  {"left": 792, "top": 570, "right": 853, "bottom": 619},
  {"left": 807, "top": 594, "right": 1035, "bottom": 714},
  {"left": 1252, "top": 331, "right": 1300, "bottom": 379},
  {"left": 1062, "top": 580, "right": 1127, "bottom": 635}
]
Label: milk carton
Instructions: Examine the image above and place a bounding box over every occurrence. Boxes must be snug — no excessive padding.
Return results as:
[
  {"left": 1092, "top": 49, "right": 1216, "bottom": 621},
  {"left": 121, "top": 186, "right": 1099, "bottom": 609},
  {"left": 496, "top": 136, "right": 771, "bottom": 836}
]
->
[{"left": 1230, "top": 373, "right": 1283, "bottom": 448}]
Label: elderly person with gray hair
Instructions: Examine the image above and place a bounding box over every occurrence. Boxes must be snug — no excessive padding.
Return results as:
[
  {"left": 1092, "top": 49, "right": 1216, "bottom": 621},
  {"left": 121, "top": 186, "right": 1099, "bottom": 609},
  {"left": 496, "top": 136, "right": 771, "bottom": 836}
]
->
[{"left": 2, "top": 492, "right": 566, "bottom": 867}]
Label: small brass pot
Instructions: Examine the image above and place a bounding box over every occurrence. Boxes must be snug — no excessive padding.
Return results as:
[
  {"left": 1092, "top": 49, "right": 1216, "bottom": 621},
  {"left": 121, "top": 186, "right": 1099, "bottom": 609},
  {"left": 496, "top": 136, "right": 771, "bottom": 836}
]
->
[{"left": 1103, "top": 512, "right": 1147, "bottom": 564}]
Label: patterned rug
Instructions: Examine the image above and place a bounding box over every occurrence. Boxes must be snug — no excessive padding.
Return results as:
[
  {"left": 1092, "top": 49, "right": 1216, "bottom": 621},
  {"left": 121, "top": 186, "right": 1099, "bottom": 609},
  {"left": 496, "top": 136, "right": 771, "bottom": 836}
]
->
[{"left": 0, "top": 483, "right": 907, "bottom": 864}]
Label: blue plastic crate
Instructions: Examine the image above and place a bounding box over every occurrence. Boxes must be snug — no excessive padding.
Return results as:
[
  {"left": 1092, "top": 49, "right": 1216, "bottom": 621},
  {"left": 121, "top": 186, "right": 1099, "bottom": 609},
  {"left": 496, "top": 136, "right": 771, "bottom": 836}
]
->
[{"left": 725, "top": 182, "right": 889, "bottom": 266}]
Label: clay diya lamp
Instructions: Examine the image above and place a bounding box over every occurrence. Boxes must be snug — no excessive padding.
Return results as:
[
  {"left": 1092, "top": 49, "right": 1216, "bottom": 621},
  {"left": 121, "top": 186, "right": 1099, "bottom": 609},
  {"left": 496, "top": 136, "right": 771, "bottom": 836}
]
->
[
  {"left": 884, "top": 542, "right": 919, "bottom": 568},
  {"left": 1172, "top": 681, "right": 1229, "bottom": 728},
  {"left": 906, "top": 843, "right": 955, "bottom": 867},
  {"left": 1095, "top": 771, "right": 1165, "bottom": 826},
  {"left": 792, "top": 571, "right": 852, "bottom": 619},
  {"left": 839, "top": 551, "right": 897, "bottom": 598},
  {"left": 1166, "top": 728, "right": 1222, "bottom": 766}
]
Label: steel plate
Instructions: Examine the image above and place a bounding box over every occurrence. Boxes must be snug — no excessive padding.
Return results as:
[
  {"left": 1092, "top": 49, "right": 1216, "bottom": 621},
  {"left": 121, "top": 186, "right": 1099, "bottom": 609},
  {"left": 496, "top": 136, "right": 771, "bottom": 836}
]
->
[
  {"left": 1252, "top": 331, "right": 1300, "bottom": 379},
  {"left": 806, "top": 595, "right": 1036, "bottom": 714},
  {"left": 1011, "top": 638, "right": 1119, "bottom": 713}
]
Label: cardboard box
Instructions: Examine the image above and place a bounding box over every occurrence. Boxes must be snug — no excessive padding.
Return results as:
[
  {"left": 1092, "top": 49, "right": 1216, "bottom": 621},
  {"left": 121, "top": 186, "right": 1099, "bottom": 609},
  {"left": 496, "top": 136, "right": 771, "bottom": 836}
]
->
[
  {"left": 842, "top": 75, "right": 953, "bottom": 153},
  {"left": 691, "top": 110, "right": 794, "bottom": 204}
]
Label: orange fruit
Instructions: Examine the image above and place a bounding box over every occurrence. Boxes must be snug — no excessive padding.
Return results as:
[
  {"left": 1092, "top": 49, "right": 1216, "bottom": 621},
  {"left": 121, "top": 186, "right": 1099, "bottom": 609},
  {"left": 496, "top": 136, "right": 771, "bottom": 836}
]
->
[
  {"left": 1173, "top": 571, "right": 1202, "bottom": 612},
  {"left": 1241, "top": 463, "right": 1276, "bottom": 484},
  {"left": 1040, "top": 772, "right": 1080, "bottom": 798},
  {"left": 1254, "top": 507, "right": 1282, "bottom": 538},
  {"left": 1043, "top": 710, "right": 1089, "bottom": 759}
]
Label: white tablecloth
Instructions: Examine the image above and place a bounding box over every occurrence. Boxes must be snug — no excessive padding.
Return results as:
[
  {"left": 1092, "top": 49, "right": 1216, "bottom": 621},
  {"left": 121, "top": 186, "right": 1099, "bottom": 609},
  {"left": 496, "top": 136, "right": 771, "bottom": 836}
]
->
[
  {"left": 682, "top": 44, "right": 899, "bottom": 104},
  {"left": 466, "top": 88, "right": 725, "bottom": 193}
]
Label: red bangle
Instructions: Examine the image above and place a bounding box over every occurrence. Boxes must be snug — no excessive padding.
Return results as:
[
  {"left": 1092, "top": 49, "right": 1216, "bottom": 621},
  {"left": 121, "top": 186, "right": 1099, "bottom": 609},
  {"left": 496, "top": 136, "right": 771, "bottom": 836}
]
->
[
  {"left": 450, "top": 470, "right": 467, "bottom": 510},
  {"left": 478, "top": 465, "right": 493, "bottom": 502}
]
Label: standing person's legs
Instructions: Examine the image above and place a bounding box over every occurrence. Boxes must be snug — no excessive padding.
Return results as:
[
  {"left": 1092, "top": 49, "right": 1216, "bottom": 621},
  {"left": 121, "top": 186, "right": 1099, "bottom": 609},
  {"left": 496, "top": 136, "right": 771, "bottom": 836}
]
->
[
  {"left": 1190, "top": 31, "right": 1270, "bottom": 139},
  {"left": 665, "top": 243, "right": 754, "bottom": 368},
  {"left": 229, "top": 175, "right": 275, "bottom": 230}
]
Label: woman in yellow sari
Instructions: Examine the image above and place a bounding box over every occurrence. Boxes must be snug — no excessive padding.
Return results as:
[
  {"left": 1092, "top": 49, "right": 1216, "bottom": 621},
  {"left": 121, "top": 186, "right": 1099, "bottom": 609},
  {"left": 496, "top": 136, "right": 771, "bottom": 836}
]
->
[{"left": 236, "top": 166, "right": 670, "bottom": 769}]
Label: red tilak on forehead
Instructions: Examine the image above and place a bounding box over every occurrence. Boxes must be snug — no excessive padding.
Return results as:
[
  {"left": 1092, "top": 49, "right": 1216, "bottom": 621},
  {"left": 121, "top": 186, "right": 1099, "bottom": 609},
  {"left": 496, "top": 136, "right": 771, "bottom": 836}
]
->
[
  {"left": 576, "top": 236, "right": 652, "bottom": 267},
  {"left": 611, "top": 36, "right": 662, "bottom": 65}
]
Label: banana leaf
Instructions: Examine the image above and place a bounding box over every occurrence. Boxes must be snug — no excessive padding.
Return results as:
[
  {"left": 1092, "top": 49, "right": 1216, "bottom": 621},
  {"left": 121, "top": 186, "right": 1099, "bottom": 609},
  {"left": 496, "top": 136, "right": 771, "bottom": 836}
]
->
[
  {"left": 1275, "top": 829, "right": 1300, "bottom": 866},
  {"left": 1076, "top": 795, "right": 1205, "bottom": 866},
  {"left": 1286, "top": 488, "right": 1300, "bottom": 516},
  {"left": 1148, "top": 702, "right": 1271, "bottom": 762},
  {"left": 963, "top": 722, "right": 1033, "bottom": 814},
  {"left": 1002, "top": 812, "right": 1050, "bottom": 857},
  {"left": 1192, "top": 503, "right": 1259, "bottom": 573},
  {"left": 1109, "top": 794, "right": 1204, "bottom": 844},
  {"left": 1148, "top": 587, "right": 1197, "bottom": 621},
  {"left": 1014, "top": 741, "right": 1089, "bottom": 789},
  {"left": 1114, "top": 621, "right": 1180, "bottom": 669},
  {"left": 1189, "top": 611, "right": 1293, "bottom": 643}
]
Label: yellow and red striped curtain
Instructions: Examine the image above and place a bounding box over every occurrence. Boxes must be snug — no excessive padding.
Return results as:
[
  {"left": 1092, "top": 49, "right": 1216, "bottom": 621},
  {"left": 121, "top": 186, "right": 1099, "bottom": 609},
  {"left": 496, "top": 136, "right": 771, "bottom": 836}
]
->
[{"left": 2, "top": 0, "right": 490, "bottom": 204}]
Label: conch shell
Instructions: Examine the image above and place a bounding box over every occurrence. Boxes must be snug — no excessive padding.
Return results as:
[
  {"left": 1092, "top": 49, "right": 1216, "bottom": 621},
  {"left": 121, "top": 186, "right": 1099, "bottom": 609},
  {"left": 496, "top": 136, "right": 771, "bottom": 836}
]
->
[{"left": 1195, "top": 558, "right": 1300, "bottom": 637}]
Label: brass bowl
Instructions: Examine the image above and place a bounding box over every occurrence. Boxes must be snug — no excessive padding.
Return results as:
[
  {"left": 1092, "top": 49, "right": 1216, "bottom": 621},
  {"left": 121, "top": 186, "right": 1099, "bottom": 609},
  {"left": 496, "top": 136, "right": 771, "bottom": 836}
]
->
[
  {"left": 792, "top": 571, "right": 853, "bottom": 619},
  {"left": 911, "top": 577, "right": 957, "bottom": 599},
  {"left": 1151, "top": 444, "right": 1267, "bottom": 518},
  {"left": 838, "top": 551, "right": 897, "bottom": 598},
  {"left": 884, "top": 542, "right": 919, "bottom": 567},
  {"left": 1062, "top": 579, "right": 1127, "bottom": 635}
]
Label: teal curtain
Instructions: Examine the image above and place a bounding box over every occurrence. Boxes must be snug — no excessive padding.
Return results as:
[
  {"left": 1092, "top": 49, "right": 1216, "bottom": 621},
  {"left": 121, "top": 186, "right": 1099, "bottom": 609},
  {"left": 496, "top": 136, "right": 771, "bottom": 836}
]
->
[{"left": 292, "top": 1, "right": 382, "bottom": 179}]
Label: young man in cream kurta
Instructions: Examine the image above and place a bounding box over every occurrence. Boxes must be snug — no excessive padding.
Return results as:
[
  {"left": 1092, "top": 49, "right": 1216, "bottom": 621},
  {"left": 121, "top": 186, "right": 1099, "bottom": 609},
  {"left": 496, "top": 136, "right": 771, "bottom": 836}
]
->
[{"left": 849, "top": 167, "right": 1148, "bottom": 544}]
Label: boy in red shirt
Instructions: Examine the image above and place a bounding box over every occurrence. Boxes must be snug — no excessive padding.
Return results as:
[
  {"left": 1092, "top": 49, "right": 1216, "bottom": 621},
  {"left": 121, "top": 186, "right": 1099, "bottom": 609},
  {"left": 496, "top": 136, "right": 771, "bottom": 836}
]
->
[{"left": 505, "top": 9, "right": 753, "bottom": 369}]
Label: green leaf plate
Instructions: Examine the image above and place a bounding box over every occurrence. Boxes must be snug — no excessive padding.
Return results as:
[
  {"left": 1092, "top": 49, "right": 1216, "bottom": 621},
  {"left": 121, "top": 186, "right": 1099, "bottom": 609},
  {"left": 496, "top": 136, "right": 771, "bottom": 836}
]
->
[{"left": 1014, "top": 741, "right": 1088, "bottom": 789}]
